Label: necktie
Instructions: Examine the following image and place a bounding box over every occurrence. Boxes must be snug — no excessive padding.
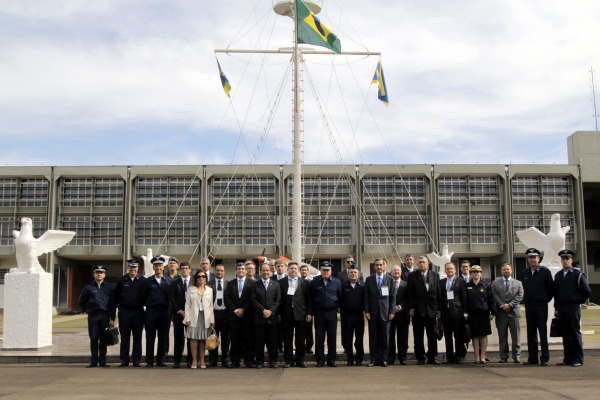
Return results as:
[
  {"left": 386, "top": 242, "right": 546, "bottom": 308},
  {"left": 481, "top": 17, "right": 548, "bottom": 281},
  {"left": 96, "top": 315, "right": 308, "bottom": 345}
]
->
[
  {"left": 183, "top": 279, "right": 188, "bottom": 292},
  {"left": 505, "top": 279, "right": 510, "bottom": 292},
  {"left": 217, "top": 280, "right": 223, "bottom": 306},
  {"left": 264, "top": 280, "right": 269, "bottom": 290},
  {"left": 422, "top": 273, "right": 426, "bottom": 282},
  {"left": 238, "top": 279, "right": 243, "bottom": 295},
  {"left": 377, "top": 276, "right": 382, "bottom": 289},
  {"left": 447, "top": 279, "right": 452, "bottom": 292}
]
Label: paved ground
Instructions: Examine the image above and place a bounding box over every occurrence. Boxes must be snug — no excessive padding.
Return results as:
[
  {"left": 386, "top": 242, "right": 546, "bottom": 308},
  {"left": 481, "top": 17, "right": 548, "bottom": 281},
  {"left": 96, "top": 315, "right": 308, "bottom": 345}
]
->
[{"left": 0, "top": 359, "right": 598, "bottom": 400}]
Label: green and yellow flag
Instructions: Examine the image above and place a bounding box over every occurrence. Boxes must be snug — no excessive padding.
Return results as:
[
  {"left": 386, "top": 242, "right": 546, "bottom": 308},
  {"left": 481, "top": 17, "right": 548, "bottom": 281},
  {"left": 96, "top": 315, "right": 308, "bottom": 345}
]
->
[
  {"left": 216, "top": 57, "right": 231, "bottom": 97},
  {"left": 296, "top": 0, "right": 341, "bottom": 53}
]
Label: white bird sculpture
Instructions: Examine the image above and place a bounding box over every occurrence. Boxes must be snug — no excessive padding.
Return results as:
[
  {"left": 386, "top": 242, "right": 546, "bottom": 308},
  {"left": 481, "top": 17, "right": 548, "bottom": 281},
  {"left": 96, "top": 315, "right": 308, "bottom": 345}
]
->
[
  {"left": 12, "top": 217, "right": 75, "bottom": 273},
  {"left": 141, "top": 248, "right": 172, "bottom": 277},
  {"left": 516, "top": 213, "right": 570, "bottom": 268},
  {"left": 427, "top": 245, "right": 454, "bottom": 279}
]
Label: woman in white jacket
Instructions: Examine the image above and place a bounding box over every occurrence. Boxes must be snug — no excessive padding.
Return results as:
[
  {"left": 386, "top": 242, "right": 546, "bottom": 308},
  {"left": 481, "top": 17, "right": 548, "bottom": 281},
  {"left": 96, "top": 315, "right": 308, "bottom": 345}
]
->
[{"left": 184, "top": 270, "right": 215, "bottom": 369}]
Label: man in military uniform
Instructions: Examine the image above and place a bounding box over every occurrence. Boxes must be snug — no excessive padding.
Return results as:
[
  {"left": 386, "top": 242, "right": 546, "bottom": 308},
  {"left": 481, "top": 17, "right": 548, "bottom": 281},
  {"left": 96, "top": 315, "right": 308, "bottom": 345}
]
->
[
  {"left": 143, "top": 256, "right": 172, "bottom": 367},
  {"left": 115, "top": 260, "right": 144, "bottom": 367}
]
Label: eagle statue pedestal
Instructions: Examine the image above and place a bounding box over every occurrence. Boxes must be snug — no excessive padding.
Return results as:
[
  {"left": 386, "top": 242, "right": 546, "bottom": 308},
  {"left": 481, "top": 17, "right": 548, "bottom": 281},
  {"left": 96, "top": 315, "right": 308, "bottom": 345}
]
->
[{"left": 3, "top": 271, "right": 53, "bottom": 349}]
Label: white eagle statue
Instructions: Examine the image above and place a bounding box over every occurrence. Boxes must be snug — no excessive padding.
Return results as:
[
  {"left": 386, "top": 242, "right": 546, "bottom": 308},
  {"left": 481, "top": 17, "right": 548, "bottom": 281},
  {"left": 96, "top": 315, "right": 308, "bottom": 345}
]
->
[{"left": 12, "top": 217, "right": 76, "bottom": 273}]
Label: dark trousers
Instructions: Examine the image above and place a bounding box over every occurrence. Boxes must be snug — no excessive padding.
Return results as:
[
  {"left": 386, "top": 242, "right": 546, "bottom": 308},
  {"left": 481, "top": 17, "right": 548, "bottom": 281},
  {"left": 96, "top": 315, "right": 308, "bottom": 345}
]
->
[
  {"left": 172, "top": 314, "right": 191, "bottom": 365},
  {"left": 341, "top": 312, "right": 364, "bottom": 363},
  {"left": 525, "top": 304, "right": 549, "bottom": 363},
  {"left": 367, "top": 316, "right": 390, "bottom": 363},
  {"left": 209, "top": 310, "right": 231, "bottom": 365},
  {"left": 305, "top": 319, "right": 314, "bottom": 352},
  {"left": 145, "top": 306, "right": 170, "bottom": 365},
  {"left": 314, "top": 309, "right": 338, "bottom": 364},
  {"left": 557, "top": 306, "right": 584, "bottom": 365},
  {"left": 389, "top": 310, "right": 410, "bottom": 362},
  {"left": 443, "top": 316, "right": 465, "bottom": 361},
  {"left": 118, "top": 308, "right": 143, "bottom": 364},
  {"left": 254, "top": 323, "right": 279, "bottom": 364},
  {"left": 282, "top": 318, "right": 306, "bottom": 363},
  {"left": 412, "top": 314, "right": 438, "bottom": 361},
  {"left": 229, "top": 317, "right": 253, "bottom": 365},
  {"left": 87, "top": 311, "right": 110, "bottom": 365}
]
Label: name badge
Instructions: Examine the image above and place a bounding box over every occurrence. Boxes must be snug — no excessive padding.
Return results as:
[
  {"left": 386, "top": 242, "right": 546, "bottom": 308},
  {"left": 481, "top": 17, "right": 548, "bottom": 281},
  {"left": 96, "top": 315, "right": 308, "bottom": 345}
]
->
[
  {"left": 447, "top": 291, "right": 454, "bottom": 300},
  {"left": 381, "top": 286, "right": 389, "bottom": 297},
  {"left": 287, "top": 287, "right": 297, "bottom": 296}
]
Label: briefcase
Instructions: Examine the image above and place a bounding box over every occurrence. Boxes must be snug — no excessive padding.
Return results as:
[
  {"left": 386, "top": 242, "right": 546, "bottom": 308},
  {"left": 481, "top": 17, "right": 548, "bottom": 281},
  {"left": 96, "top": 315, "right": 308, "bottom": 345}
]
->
[
  {"left": 105, "top": 326, "right": 120, "bottom": 346},
  {"left": 550, "top": 317, "right": 562, "bottom": 337},
  {"left": 463, "top": 324, "right": 472, "bottom": 344}
]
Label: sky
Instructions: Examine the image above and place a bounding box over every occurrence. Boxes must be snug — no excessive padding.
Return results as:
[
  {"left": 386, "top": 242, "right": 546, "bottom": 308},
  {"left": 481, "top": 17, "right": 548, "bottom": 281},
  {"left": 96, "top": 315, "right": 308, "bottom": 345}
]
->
[{"left": 1, "top": 0, "right": 600, "bottom": 167}]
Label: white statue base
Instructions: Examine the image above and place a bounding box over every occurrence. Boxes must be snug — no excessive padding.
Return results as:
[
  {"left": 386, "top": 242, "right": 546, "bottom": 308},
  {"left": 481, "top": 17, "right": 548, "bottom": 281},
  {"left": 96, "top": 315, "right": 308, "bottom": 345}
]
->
[{"left": 3, "top": 271, "right": 53, "bottom": 349}]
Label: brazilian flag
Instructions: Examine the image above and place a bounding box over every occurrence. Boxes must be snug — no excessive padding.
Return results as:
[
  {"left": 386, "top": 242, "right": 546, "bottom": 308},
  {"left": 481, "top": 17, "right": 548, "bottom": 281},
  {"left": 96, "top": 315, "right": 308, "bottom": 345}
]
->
[{"left": 296, "top": 0, "right": 341, "bottom": 53}]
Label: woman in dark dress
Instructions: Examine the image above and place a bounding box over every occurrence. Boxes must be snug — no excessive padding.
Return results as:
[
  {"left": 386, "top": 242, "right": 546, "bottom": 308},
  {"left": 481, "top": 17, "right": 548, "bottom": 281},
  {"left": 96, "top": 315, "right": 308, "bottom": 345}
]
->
[{"left": 466, "top": 265, "right": 494, "bottom": 364}]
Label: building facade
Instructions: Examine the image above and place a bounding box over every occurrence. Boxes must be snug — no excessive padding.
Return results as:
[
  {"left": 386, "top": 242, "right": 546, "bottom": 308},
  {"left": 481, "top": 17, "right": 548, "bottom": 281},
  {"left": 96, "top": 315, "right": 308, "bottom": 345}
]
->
[{"left": 0, "top": 131, "right": 598, "bottom": 310}]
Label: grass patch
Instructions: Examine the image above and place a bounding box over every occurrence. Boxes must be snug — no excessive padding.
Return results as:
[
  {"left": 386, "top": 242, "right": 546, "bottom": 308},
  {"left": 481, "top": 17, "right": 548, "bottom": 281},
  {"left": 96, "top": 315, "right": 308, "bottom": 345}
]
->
[
  {"left": 52, "top": 318, "right": 89, "bottom": 329},
  {"left": 582, "top": 308, "right": 600, "bottom": 321}
]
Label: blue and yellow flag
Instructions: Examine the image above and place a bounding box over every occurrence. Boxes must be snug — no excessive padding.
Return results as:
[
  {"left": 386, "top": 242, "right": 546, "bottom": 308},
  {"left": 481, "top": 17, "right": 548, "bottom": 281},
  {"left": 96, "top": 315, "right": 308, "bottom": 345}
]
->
[
  {"left": 372, "top": 60, "right": 389, "bottom": 106},
  {"left": 216, "top": 57, "right": 231, "bottom": 97},
  {"left": 296, "top": 0, "right": 341, "bottom": 53}
]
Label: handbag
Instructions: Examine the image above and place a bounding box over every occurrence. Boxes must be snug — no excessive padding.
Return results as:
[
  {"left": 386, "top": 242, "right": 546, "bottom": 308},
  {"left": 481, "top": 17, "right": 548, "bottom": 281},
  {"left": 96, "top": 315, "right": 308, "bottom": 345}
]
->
[
  {"left": 105, "top": 326, "right": 120, "bottom": 346},
  {"left": 463, "top": 324, "right": 471, "bottom": 343},
  {"left": 435, "top": 316, "right": 444, "bottom": 340},
  {"left": 550, "top": 317, "right": 562, "bottom": 337},
  {"left": 205, "top": 330, "right": 220, "bottom": 351}
]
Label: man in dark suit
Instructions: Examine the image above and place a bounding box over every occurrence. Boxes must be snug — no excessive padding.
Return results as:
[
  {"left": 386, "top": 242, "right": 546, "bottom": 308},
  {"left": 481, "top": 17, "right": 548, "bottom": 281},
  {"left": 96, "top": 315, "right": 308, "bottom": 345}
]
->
[
  {"left": 338, "top": 255, "right": 364, "bottom": 283},
  {"left": 251, "top": 263, "right": 281, "bottom": 368},
  {"left": 365, "top": 258, "right": 396, "bottom": 367},
  {"left": 340, "top": 264, "right": 365, "bottom": 366},
  {"left": 208, "top": 263, "right": 230, "bottom": 368},
  {"left": 522, "top": 248, "right": 553, "bottom": 366},
  {"left": 388, "top": 264, "right": 410, "bottom": 365},
  {"left": 168, "top": 261, "right": 192, "bottom": 368},
  {"left": 440, "top": 262, "right": 468, "bottom": 364},
  {"left": 224, "top": 262, "right": 254, "bottom": 368},
  {"left": 401, "top": 254, "right": 415, "bottom": 280},
  {"left": 407, "top": 255, "right": 442, "bottom": 365},
  {"left": 300, "top": 264, "right": 315, "bottom": 355},
  {"left": 278, "top": 261, "right": 312, "bottom": 368}
]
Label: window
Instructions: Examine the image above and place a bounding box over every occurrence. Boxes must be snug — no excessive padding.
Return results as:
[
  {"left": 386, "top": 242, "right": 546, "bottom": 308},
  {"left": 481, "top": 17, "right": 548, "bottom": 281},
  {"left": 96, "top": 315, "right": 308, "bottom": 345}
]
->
[
  {"left": 136, "top": 178, "right": 168, "bottom": 206},
  {"left": 92, "top": 216, "right": 122, "bottom": 245},
  {"left": 61, "top": 179, "right": 93, "bottom": 207},
  {"left": 469, "top": 177, "right": 499, "bottom": 205},
  {"left": 0, "top": 179, "right": 17, "bottom": 207},
  {"left": 288, "top": 177, "right": 351, "bottom": 206},
  {"left": 60, "top": 216, "right": 91, "bottom": 245},
  {"left": 135, "top": 214, "right": 199, "bottom": 246},
  {"left": 212, "top": 177, "right": 275, "bottom": 206},
  {"left": 364, "top": 214, "right": 428, "bottom": 245},
  {"left": 296, "top": 215, "right": 351, "bottom": 245},
  {"left": 19, "top": 179, "right": 49, "bottom": 207},
  {"left": 1, "top": 216, "right": 48, "bottom": 245},
  {"left": 363, "top": 177, "right": 426, "bottom": 205},
  {"left": 211, "top": 215, "right": 275, "bottom": 245},
  {"left": 438, "top": 177, "right": 467, "bottom": 205},
  {"left": 0, "top": 216, "right": 14, "bottom": 246},
  {"left": 542, "top": 177, "right": 571, "bottom": 205},
  {"left": 440, "top": 214, "right": 469, "bottom": 244},
  {"left": 512, "top": 177, "right": 540, "bottom": 205},
  {"left": 470, "top": 214, "right": 500, "bottom": 244},
  {"left": 0, "top": 269, "right": 9, "bottom": 284},
  {"left": 168, "top": 178, "right": 199, "bottom": 206},
  {"left": 95, "top": 179, "right": 124, "bottom": 207}
]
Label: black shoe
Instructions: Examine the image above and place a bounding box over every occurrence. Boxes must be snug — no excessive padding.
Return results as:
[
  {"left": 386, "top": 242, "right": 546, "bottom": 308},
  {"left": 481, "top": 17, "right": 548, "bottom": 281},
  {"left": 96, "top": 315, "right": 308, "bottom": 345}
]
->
[
  {"left": 206, "top": 362, "right": 218, "bottom": 368},
  {"left": 86, "top": 363, "right": 97, "bottom": 368},
  {"left": 306, "top": 350, "right": 314, "bottom": 354},
  {"left": 118, "top": 362, "right": 129, "bottom": 368},
  {"left": 399, "top": 359, "right": 407, "bottom": 365},
  {"left": 296, "top": 362, "right": 307, "bottom": 368},
  {"left": 327, "top": 362, "right": 336, "bottom": 367},
  {"left": 540, "top": 362, "right": 548, "bottom": 366},
  {"left": 133, "top": 363, "right": 141, "bottom": 367},
  {"left": 347, "top": 360, "right": 355, "bottom": 367},
  {"left": 367, "top": 362, "right": 379, "bottom": 367},
  {"left": 522, "top": 361, "right": 537, "bottom": 365},
  {"left": 455, "top": 358, "right": 463, "bottom": 365},
  {"left": 513, "top": 359, "right": 521, "bottom": 364},
  {"left": 387, "top": 360, "right": 395, "bottom": 365},
  {"left": 146, "top": 363, "right": 154, "bottom": 368},
  {"left": 99, "top": 363, "right": 110, "bottom": 368},
  {"left": 499, "top": 359, "right": 508, "bottom": 364},
  {"left": 283, "top": 363, "right": 292, "bottom": 368},
  {"left": 156, "top": 363, "right": 168, "bottom": 368},
  {"left": 427, "top": 359, "right": 440, "bottom": 365},
  {"left": 381, "top": 361, "right": 388, "bottom": 367},
  {"left": 270, "top": 362, "right": 277, "bottom": 369},
  {"left": 173, "top": 363, "right": 180, "bottom": 369},
  {"left": 417, "top": 359, "right": 425, "bottom": 365},
  {"left": 355, "top": 361, "right": 363, "bottom": 367},
  {"left": 443, "top": 358, "right": 455, "bottom": 364},
  {"left": 254, "top": 363, "right": 263, "bottom": 369},
  {"left": 316, "top": 362, "right": 324, "bottom": 368},
  {"left": 556, "top": 362, "right": 570, "bottom": 366}
]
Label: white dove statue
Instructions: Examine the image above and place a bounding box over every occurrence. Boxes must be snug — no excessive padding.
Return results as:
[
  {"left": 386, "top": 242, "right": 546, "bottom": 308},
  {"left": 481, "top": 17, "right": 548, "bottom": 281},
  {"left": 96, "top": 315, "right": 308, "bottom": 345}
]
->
[
  {"left": 427, "top": 245, "right": 454, "bottom": 279},
  {"left": 516, "top": 213, "right": 570, "bottom": 268},
  {"left": 141, "top": 248, "right": 172, "bottom": 277},
  {"left": 12, "top": 217, "right": 75, "bottom": 273}
]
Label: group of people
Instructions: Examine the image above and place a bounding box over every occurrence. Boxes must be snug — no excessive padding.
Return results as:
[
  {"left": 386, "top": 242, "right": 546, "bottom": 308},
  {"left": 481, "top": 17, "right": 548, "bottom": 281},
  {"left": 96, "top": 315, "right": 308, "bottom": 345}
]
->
[{"left": 78, "top": 248, "right": 591, "bottom": 369}]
